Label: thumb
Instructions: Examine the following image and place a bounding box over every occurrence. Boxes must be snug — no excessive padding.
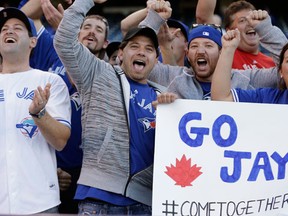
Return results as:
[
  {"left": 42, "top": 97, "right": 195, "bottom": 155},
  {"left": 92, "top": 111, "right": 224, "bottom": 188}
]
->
[
  {"left": 57, "top": 168, "right": 62, "bottom": 175},
  {"left": 152, "top": 100, "right": 158, "bottom": 110}
]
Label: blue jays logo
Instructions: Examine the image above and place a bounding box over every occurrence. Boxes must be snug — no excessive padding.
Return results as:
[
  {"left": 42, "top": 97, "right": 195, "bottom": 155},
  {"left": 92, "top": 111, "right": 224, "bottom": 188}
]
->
[
  {"left": 71, "top": 92, "right": 81, "bottom": 111},
  {"left": 130, "top": 89, "right": 138, "bottom": 103},
  {"left": 16, "top": 117, "right": 38, "bottom": 138},
  {"left": 138, "top": 117, "right": 156, "bottom": 132}
]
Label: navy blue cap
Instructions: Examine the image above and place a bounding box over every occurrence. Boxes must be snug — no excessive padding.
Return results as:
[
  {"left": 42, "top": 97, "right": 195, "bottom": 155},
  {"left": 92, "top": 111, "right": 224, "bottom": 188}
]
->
[
  {"left": 188, "top": 25, "right": 222, "bottom": 47},
  {"left": 167, "top": 18, "right": 189, "bottom": 41},
  {"left": 0, "top": 7, "right": 37, "bottom": 37}
]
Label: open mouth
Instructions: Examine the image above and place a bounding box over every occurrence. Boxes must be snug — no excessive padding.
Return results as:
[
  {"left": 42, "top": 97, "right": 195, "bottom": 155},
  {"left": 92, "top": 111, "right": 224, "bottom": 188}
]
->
[
  {"left": 197, "top": 58, "right": 207, "bottom": 67},
  {"left": 4, "top": 37, "right": 16, "bottom": 43},
  {"left": 246, "top": 29, "right": 256, "bottom": 36},
  {"left": 84, "top": 36, "right": 96, "bottom": 42},
  {"left": 133, "top": 60, "right": 146, "bottom": 71}
]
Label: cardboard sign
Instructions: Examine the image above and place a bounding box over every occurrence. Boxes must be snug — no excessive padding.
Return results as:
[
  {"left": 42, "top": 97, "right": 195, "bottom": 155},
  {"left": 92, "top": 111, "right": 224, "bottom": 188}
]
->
[{"left": 153, "top": 99, "right": 288, "bottom": 216}]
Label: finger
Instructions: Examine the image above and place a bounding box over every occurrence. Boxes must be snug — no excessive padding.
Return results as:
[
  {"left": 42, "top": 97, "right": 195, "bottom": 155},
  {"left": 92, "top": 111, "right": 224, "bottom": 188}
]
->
[
  {"left": 44, "top": 83, "right": 51, "bottom": 100},
  {"left": 37, "top": 86, "right": 46, "bottom": 104},
  {"left": 59, "top": 177, "right": 72, "bottom": 183},
  {"left": 33, "top": 89, "right": 43, "bottom": 105},
  {"left": 57, "top": 3, "right": 65, "bottom": 14},
  {"left": 57, "top": 168, "right": 62, "bottom": 175},
  {"left": 165, "top": 1, "right": 171, "bottom": 7},
  {"left": 157, "top": 93, "right": 169, "bottom": 103},
  {"left": 169, "top": 93, "right": 177, "bottom": 102}
]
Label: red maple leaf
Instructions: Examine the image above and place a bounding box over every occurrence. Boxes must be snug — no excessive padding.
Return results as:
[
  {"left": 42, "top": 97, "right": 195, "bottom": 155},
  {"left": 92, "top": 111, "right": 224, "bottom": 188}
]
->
[{"left": 165, "top": 154, "right": 202, "bottom": 187}]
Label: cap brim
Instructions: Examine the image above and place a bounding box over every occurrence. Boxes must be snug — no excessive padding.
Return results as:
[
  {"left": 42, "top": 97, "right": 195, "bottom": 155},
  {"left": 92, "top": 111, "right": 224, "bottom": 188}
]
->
[{"left": 122, "top": 27, "right": 159, "bottom": 49}]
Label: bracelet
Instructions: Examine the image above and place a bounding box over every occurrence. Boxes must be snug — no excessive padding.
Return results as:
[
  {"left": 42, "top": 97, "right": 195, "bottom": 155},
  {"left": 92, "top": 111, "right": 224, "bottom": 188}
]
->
[{"left": 29, "top": 107, "right": 46, "bottom": 119}]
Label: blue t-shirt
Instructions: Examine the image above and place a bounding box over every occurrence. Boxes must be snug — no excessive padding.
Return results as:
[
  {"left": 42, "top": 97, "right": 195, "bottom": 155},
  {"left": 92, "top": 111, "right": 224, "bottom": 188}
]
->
[
  {"left": 75, "top": 77, "right": 157, "bottom": 205},
  {"left": 198, "top": 81, "right": 212, "bottom": 100},
  {"left": 233, "top": 88, "right": 288, "bottom": 104}
]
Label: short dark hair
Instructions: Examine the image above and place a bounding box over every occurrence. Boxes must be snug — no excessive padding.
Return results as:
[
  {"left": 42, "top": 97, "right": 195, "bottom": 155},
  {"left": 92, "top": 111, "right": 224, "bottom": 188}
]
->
[
  {"left": 223, "top": 0, "right": 255, "bottom": 29},
  {"left": 81, "top": 14, "right": 109, "bottom": 40},
  {"left": 278, "top": 43, "right": 288, "bottom": 90}
]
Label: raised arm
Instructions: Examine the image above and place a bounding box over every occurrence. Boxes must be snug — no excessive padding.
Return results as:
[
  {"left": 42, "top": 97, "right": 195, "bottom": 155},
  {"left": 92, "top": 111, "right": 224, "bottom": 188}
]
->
[
  {"left": 211, "top": 29, "right": 240, "bottom": 101},
  {"left": 247, "top": 10, "right": 288, "bottom": 63},
  {"left": 157, "top": 23, "right": 180, "bottom": 66},
  {"left": 195, "top": 0, "right": 217, "bottom": 24},
  {"left": 20, "top": 0, "right": 43, "bottom": 20},
  {"left": 121, "top": 0, "right": 171, "bottom": 36},
  {"left": 41, "top": 0, "right": 72, "bottom": 31},
  {"left": 54, "top": 0, "right": 107, "bottom": 91},
  {"left": 120, "top": 8, "right": 148, "bottom": 36}
]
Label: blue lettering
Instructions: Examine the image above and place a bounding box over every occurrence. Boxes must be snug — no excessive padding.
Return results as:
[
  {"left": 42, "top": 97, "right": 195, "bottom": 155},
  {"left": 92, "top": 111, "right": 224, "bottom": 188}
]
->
[
  {"left": 16, "top": 87, "right": 28, "bottom": 98},
  {"left": 248, "top": 152, "right": 274, "bottom": 181},
  {"left": 212, "top": 114, "right": 237, "bottom": 147},
  {"left": 220, "top": 150, "right": 251, "bottom": 182},
  {"left": 179, "top": 112, "right": 209, "bottom": 147},
  {"left": 271, "top": 152, "right": 288, "bottom": 179},
  {"left": 16, "top": 88, "right": 34, "bottom": 100}
]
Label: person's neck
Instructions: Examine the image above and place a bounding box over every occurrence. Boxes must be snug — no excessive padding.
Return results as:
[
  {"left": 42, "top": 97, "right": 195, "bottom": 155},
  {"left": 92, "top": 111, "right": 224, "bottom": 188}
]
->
[
  {"left": 1, "top": 54, "right": 31, "bottom": 73},
  {"left": 1, "top": 61, "right": 31, "bottom": 74}
]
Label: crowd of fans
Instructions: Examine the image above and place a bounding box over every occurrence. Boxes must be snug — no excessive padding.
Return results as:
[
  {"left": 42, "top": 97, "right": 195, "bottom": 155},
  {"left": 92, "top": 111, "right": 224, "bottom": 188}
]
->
[{"left": 0, "top": 0, "right": 287, "bottom": 214}]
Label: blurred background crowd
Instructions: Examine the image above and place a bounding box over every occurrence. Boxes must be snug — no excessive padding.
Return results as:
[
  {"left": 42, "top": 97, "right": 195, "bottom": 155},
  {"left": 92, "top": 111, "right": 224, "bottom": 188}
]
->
[{"left": 1, "top": 0, "right": 287, "bottom": 41}]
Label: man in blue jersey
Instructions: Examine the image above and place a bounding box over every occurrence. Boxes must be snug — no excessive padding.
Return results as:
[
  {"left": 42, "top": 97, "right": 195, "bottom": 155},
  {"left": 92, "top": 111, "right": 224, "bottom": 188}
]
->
[{"left": 54, "top": 0, "right": 171, "bottom": 214}]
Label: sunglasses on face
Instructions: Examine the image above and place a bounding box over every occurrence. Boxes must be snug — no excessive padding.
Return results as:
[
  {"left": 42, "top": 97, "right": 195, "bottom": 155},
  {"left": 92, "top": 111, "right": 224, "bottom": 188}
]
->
[{"left": 191, "top": 23, "right": 223, "bottom": 35}]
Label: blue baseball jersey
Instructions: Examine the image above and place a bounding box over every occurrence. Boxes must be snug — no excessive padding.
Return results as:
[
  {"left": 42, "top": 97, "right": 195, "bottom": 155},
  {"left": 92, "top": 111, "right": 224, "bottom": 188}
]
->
[{"left": 232, "top": 88, "right": 288, "bottom": 104}]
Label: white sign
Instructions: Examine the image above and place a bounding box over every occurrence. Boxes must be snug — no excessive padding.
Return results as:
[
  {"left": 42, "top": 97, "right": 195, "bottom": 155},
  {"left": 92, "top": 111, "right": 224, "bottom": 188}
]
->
[{"left": 153, "top": 99, "right": 288, "bottom": 216}]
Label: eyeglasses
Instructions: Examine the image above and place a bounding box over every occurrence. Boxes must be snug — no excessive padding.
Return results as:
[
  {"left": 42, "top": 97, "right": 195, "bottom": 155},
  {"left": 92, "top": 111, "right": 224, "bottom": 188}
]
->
[{"left": 191, "top": 23, "right": 223, "bottom": 35}]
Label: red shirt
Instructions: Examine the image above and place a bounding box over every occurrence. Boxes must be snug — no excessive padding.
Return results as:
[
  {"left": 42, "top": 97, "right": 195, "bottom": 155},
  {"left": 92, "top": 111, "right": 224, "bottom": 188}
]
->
[{"left": 232, "top": 48, "right": 276, "bottom": 70}]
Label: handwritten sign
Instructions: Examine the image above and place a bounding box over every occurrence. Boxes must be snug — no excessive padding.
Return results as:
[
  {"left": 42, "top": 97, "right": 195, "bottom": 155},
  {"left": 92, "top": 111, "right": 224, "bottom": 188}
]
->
[{"left": 153, "top": 99, "right": 288, "bottom": 216}]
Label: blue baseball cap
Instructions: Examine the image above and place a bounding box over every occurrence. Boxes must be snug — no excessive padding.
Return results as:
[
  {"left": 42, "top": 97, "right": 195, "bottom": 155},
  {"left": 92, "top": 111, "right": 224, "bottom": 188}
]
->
[
  {"left": 0, "top": 7, "right": 37, "bottom": 37},
  {"left": 167, "top": 18, "right": 189, "bottom": 41},
  {"left": 188, "top": 25, "right": 222, "bottom": 48}
]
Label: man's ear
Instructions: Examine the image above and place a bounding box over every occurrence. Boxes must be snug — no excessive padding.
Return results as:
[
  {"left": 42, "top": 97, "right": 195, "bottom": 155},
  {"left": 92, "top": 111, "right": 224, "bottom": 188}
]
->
[
  {"left": 117, "top": 49, "right": 123, "bottom": 62},
  {"left": 184, "top": 41, "right": 188, "bottom": 52},
  {"left": 30, "top": 37, "right": 37, "bottom": 49},
  {"left": 103, "top": 39, "right": 109, "bottom": 49}
]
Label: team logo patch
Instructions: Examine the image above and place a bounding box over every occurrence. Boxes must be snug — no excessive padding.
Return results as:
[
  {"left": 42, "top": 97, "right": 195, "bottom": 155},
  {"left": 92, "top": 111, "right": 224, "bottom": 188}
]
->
[
  {"left": 71, "top": 92, "right": 81, "bottom": 111},
  {"left": 16, "top": 117, "right": 38, "bottom": 138},
  {"left": 138, "top": 117, "right": 156, "bottom": 132}
]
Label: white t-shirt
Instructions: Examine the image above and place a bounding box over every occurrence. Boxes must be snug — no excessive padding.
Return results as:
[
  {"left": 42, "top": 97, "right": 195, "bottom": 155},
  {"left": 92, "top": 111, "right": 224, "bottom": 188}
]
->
[{"left": 0, "top": 69, "right": 71, "bottom": 214}]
